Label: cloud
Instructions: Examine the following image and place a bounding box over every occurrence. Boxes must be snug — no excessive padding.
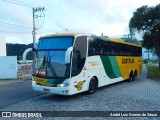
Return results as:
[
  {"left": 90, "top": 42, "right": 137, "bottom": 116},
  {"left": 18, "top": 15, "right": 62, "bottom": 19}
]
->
[{"left": 0, "top": 0, "right": 160, "bottom": 44}]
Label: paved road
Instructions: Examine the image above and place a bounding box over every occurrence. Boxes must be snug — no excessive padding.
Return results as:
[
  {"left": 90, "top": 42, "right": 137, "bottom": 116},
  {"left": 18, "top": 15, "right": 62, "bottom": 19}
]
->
[
  {"left": 1, "top": 65, "right": 160, "bottom": 120},
  {"left": 0, "top": 80, "right": 42, "bottom": 109}
]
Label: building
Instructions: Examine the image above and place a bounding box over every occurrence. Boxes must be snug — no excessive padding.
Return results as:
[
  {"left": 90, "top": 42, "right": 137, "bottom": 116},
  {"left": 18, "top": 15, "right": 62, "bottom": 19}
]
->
[
  {"left": 0, "top": 36, "right": 6, "bottom": 56},
  {"left": 0, "top": 36, "right": 17, "bottom": 79}
]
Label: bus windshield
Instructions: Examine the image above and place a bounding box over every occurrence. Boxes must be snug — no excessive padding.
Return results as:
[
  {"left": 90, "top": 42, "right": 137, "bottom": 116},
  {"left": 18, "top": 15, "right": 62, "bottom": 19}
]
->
[{"left": 33, "top": 36, "right": 74, "bottom": 79}]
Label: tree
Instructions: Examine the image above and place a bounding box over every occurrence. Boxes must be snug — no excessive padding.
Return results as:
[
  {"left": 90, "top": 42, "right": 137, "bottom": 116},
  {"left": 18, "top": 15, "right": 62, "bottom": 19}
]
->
[
  {"left": 6, "top": 43, "right": 33, "bottom": 60},
  {"left": 129, "top": 4, "right": 160, "bottom": 70},
  {"left": 120, "top": 36, "right": 140, "bottom": 44}
]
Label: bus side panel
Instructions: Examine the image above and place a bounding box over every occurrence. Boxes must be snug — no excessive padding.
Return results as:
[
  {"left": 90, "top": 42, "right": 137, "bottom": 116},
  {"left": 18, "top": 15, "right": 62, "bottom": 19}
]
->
[
  {"left": 86, "top": 56, "right": 123, "bottom": 87},
  {"left": 68, "top": 56, "right": 104, "bottom": 94},
  {"left": 69, "top": 56, "right": 112, "bottom": 94},
  {"left": 86, "top": 56, "right": 107, "bottom": 87},
  {"left": 69, "top": 56, "right": 142, "bottom": 95},
  {"left": 68, "top": 69, "right": 88, "bottom": 95},
  {"left": 115, "top": 56, "right": 142, "bottom": 79}
]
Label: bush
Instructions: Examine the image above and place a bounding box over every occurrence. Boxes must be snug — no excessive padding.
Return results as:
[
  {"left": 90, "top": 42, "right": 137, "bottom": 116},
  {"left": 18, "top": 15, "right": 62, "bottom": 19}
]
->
[{"left": 143, "top": 59, "right": 148, "bottom": 64}]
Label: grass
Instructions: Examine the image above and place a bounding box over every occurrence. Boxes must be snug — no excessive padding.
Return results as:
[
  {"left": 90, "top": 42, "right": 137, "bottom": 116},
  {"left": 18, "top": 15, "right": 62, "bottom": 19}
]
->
[{"left": 147, "top": 65, "right": 160, "bottom": 82}]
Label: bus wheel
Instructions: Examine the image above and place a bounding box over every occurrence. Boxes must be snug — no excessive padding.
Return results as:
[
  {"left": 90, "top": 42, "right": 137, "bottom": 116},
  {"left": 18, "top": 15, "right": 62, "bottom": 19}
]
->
[
  {"left": 133, "top": 71, "right": 137, "bottom": 81},
  {"left": 128, "top": 72, "right": 133, "bottom": 82},
  {"left": 132, "top": 73, "right": 136, "bottom": 81},
  {"left": 87, "top": 78, "right": 97, "bottom": 94}
]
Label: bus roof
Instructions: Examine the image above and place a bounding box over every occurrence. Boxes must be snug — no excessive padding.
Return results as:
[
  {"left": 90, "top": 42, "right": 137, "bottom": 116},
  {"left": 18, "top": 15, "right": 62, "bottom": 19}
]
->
[
  {"left": 40, "top": 33, "right": 83, "bottom": 38},
  {"left": 40, "top": 33, "right": 141, "bottom": 47}
]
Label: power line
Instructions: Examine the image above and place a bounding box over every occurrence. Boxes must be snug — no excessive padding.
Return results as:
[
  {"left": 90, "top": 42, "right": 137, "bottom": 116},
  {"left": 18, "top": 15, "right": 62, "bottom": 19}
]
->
[
  {"left": 46, "top": 10, "right": 62, "bottom": 24},
  {"left": 11, "top": 0, "right": 36, "bottom": 7},
  {"left": 46, "top": 10, "right": 68, "bottom": 31},
  {"left": 0, "top": 30, "right": 31, "bottom": 34},
  {"left": 43, "top": 0, "right": 67, "bottom": 31},
  {"left": 1, "top": 0, "right": 32, "bottom": 8},
  {"left": 0, "top": 20, "right": 32, "bottom": 29},
  {"left": 2, "top": 0, "right": 68, "bottom": 32},
  {"left": 45, "top": 11, "right": 68, "bottom": 31}
]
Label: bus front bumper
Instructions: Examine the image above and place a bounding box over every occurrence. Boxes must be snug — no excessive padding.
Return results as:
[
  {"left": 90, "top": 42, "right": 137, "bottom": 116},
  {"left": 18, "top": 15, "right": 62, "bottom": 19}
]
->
[{"left": 32, "top": 82, "right": 70, "bottom": 95}]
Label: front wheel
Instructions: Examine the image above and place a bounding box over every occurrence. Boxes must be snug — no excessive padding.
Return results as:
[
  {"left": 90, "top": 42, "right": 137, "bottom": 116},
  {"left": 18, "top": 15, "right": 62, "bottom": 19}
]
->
[{"left": 87, "top": 78, "right": 97, "bottom": 94}]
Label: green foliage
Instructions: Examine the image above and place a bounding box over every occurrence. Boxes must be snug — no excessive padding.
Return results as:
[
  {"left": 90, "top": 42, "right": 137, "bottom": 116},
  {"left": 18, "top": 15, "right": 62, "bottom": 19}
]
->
[
  {"left": 6, "top": 43, "right": 33, "bottom": 60},
  {"left": 129, "top": 4, "right": 160, "bottom": 49},
  {"left": 129, "top": 6, "right": 149, "bottom": 32},
  {"left": 129, "top": 4, "right": 160, "bottom": 70},
  {"left": 147, "top": 65, "right": 160, "bottom": 82},
  {"left": 120, "top": 37, "right": 140, "bottom": 44},
  {"left": 143, "top": 59, "right": 148, "bottom": 64}
]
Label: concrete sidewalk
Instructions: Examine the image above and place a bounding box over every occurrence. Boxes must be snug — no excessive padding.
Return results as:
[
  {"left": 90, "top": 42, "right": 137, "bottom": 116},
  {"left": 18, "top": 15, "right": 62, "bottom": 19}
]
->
[{"left": 0, "top": 79, "right": 31, "bottom": 86}]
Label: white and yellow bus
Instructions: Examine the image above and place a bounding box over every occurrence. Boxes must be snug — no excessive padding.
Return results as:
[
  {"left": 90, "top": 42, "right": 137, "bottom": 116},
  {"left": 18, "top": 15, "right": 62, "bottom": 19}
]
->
[{"left": 32, "top": 33, "right": 142, "bottom": 95}]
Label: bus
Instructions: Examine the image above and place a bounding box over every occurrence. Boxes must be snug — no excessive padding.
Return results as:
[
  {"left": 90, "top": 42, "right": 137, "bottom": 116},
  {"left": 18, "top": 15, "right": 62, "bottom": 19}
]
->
[{"left": 32, "top": 33, "right": 142, "bottom": 95}]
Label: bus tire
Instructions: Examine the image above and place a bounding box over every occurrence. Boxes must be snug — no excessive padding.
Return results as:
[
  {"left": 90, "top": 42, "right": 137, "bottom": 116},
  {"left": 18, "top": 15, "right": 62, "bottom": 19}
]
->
[
  {"left": 87, "top": 78, "right": 97, "bottom": 94},
  {"left": 128, "top": 72, "right": 133, "bottom": 82},
  {"left": 133, "top": 70, "right": 137, "bottom": 81},
  {"left": 132, "top": 73, "right": 136, "bottom": 81}
]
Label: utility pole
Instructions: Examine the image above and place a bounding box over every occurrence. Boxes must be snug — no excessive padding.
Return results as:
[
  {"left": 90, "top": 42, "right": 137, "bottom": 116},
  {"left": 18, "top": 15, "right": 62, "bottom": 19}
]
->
[
  {"left": 32, "top": 7, "right": 45, "bottom": 49},
  {"left": 32, "top": 8, "right": 36, "bottom": 49}
]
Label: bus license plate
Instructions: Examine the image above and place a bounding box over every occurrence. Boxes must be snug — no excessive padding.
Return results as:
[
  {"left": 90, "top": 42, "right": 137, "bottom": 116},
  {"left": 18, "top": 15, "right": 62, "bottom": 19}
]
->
[{"left": 43, "top": 88, "right": 50, "bottom": 93}]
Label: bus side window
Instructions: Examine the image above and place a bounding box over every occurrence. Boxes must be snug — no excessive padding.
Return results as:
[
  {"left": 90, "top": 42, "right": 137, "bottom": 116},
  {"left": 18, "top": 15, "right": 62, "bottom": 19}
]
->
[
  {"left": 72, "top": 51, "right": 80, "bottom": 68},
  {"left": 100, "top": 48, "right": 104, "bottom": 55},
  {"left": 72, "top": 36, "right": 87, "bottom": 76},
  {"left": 88, "top": 38, "right": 95, "bottom": 56},
  {"left": 110, "top": 50, "right": 114, "bottom": 55},
  {"left": 88, "top": 48, "right": 95, "bottom": 56}
]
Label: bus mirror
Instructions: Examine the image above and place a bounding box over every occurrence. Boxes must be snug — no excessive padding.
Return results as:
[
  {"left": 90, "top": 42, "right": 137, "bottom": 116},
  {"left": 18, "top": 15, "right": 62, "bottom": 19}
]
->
[{"left": 65, "top": 47, "right": 73, "bottom": 64}]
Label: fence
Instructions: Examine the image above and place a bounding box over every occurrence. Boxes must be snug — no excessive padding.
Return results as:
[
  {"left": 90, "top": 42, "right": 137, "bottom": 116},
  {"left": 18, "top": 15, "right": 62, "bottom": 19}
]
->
[{"left": 17, "top": 62, "right": 32, "bottom": 79}]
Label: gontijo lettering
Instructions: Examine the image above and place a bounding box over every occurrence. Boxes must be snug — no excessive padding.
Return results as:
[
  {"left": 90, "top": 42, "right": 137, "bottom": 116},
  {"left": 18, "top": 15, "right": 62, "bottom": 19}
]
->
[{"left": 122, "top": 58, "right": 135, "bottom": 64}]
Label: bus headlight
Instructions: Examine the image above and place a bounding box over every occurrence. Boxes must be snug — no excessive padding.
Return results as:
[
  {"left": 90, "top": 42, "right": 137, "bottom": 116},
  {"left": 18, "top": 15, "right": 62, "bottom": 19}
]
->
[
  {"left": 57, "top": 83, "right": 69, "bottom": 87},
  {"left": 32, "top": 81, "right": 36, "bottom": 84}
]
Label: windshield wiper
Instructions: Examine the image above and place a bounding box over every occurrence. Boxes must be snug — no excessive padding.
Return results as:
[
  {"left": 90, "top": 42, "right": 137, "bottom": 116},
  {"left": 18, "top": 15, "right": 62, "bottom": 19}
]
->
[{"left": 47, "top": 55, "right": 58, "bottom": 78}]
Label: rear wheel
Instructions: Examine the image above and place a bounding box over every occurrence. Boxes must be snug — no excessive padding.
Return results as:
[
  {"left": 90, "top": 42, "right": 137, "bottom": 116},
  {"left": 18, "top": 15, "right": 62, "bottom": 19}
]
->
[
  {"left": 133, "top": 71, "right": 137, "bottom": 81},
  {"left": 128, "top": 72, "right": 133, "bottom": 82},
  {"left": 132, "top": 73, "right": 136, "bottom": 81},
  {"left": 87, "top": 78, "right": 97, "bottom": 94}
]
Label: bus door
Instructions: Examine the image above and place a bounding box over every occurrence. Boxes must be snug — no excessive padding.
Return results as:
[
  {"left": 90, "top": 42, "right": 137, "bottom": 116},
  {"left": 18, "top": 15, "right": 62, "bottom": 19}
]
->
[{"left": 71, "top": 36, "right": 88, "bottom": 91}]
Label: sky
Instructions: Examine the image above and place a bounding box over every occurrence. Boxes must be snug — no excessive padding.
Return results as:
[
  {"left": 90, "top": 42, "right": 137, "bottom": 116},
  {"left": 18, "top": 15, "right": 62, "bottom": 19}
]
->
[{"left": 0, "top": 0, "right": 160, "bottom": 44}]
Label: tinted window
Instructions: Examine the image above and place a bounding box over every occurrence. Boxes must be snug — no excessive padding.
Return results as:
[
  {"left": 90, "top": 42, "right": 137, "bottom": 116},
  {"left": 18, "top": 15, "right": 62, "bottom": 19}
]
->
[
  {"left": 37, "top": 36, "right": 74, "bottom": 50},
  {"left": 71, "top": 36, "right": 87, "bottom": 76},
  {"left": 88, "top": 38, "right": 142, "bottom": 56}
]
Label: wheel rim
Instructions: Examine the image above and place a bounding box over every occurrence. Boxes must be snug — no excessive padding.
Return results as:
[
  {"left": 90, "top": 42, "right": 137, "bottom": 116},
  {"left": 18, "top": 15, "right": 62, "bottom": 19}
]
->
[{"left": 90, "top": 81, "right": 96, "bottom": 93}]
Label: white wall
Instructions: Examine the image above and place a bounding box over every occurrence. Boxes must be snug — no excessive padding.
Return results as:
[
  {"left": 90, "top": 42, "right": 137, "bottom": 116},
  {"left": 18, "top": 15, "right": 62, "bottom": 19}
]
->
[
  {"left": 0, "top": 56, "right": 17, "bottom": 79},
  {"left": 0, "top": 36, "right": 6, "bottom": 56}
]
